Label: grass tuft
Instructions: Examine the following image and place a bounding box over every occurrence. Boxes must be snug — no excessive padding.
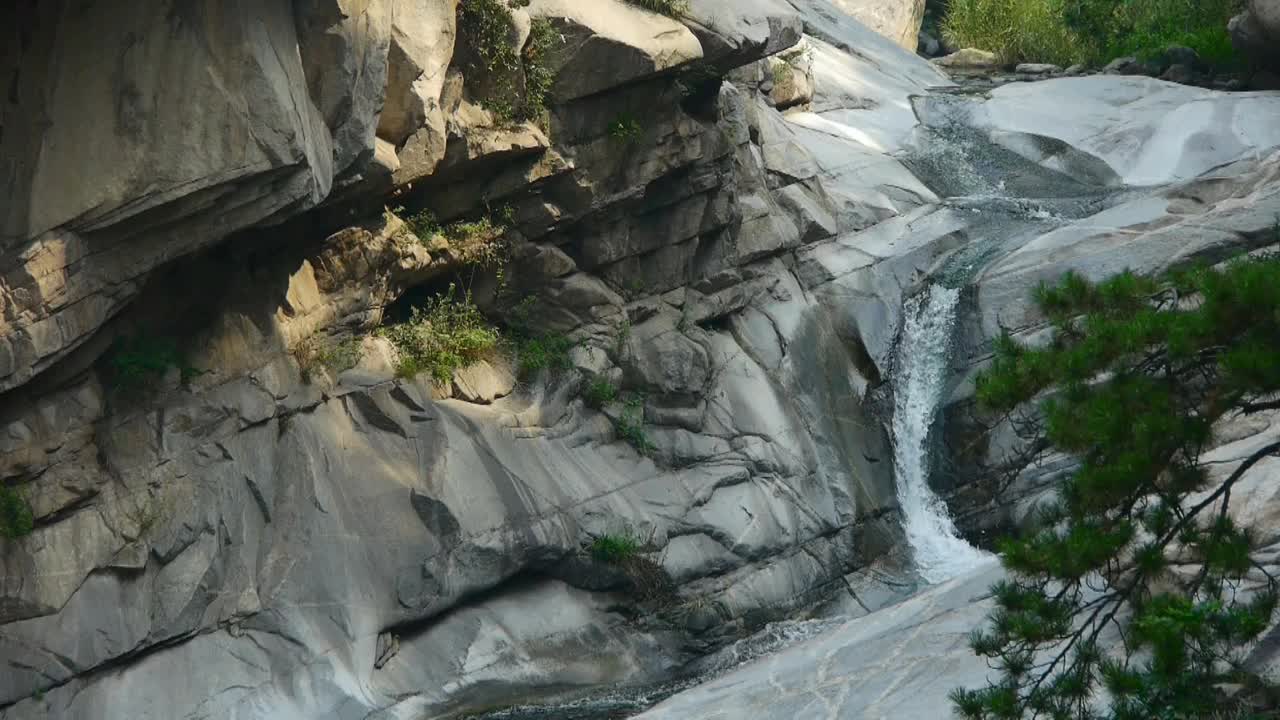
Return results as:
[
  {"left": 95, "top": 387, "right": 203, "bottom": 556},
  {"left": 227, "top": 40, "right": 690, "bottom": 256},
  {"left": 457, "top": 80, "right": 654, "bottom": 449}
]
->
[{"left": 590, "top": 533, "right": 642, "bottom": 563}]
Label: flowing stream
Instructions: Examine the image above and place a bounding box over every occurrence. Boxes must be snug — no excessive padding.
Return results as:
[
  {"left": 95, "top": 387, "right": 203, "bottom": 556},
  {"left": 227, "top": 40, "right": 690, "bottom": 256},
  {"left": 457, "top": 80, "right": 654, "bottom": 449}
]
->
[
  {"left": 468, "top": 285, "right": 991, "bottom": 719},
  {"left": 890, "top": 285, "right": 992, "bottom": 583}
]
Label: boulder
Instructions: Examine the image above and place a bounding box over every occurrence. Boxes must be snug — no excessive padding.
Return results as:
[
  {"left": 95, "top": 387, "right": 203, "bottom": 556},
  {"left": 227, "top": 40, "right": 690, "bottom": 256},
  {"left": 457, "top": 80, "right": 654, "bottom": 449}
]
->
[
  {"left": 529, "top": 0, "right": 703, "bottom": 102},
  {"left": 1101, "top": 55, "right": 1157, "bottom": 76},
  {"left": 933, "top": 48, "right": 999, "bottom": 69},
  {"left": 828, "top": 0, "right": 927, "bottom": 51},
  {"left": 1014, "top": 62, "right": 1061, "bottom": 74},
  {"left": 377, "top": 0, "right": 459, "bottom": 147},
  {"left": 765, "top": 42, "right": 816, "bottom": 109},
  {"left": 1160, "top": 44, "right": 1202, "bottom": 71},
  {"left": 682, "top": 0, "right": 804, "bottom": 68},
  {"left": 1253, "top": 69, "right": 1280, "bottom": 90},
  {"left": 1230, "top": 0, "right": 1280, "bottom": 72},
  {"left": 0, "top": 0, "right": 393, "bottom": 394},
  {"left": 1160, "top": 62, "right": 1196, "bottom": 85},
  {"left": 451, "top": 360, "right": 517, "bottom": 403}
]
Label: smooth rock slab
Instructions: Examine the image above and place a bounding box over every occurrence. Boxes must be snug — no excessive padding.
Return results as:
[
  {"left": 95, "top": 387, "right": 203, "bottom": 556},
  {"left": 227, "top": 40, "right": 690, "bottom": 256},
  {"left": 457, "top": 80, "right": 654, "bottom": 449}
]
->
[
  {"left": 1015, "top": 62, "right": 1061, "bottom": 74},
  {"left": 636, "top": 561, "right": 1002, "bottom": 720}
]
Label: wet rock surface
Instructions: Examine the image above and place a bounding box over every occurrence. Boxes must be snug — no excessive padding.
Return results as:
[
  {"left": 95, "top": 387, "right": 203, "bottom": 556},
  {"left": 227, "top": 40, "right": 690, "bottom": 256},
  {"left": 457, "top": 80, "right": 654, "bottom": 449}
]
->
[{"left": 1, "top": 0, "right": 1279, "bottom": 718}]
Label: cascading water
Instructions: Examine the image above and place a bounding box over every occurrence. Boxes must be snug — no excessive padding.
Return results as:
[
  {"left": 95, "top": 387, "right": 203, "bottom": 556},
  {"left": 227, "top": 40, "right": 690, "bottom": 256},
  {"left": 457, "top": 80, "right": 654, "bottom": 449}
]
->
[{"left": 890, "top": 285, "right": 992, "bottom": 584}]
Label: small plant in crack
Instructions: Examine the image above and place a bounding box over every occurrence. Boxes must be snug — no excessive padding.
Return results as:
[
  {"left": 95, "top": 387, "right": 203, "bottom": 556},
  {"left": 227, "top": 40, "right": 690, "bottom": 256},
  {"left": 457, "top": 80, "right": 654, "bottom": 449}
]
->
[
  {"left": 607, "top": 113, "right": 643, "bottom": 143},
  {"left": 104, "top": 335, "right": 200, "bottom": 389},
  {"left": 0, "top": 483, "right": 34, "bottom": 539},
  {"left": 613, "top": 320, "right": 632, "bottom": 357},
  {"left": 293, "top": 335, "right": 364, "bottom": 383},
  {"left": 584, "top": 378, "right": 618, "bottom": 409},
  {"left": 589, "top": 533, "right": 643, "bottom": 563},
  {"left": 614, "top": 393, "right": 654, "bottom": 454}
]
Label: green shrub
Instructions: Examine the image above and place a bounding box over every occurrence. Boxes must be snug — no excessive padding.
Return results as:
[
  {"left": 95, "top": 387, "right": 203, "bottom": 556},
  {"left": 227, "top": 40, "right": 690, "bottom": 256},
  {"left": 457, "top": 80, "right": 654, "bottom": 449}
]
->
[
  {"left": 105, "top": 335, "right": 197, "bottom": 388},
  {"left": 942, "top": 0, "right": 1091, "bottom": 66},
  {"left": 584, "top": 378, "right": 618, "bottom": 409},
  {"left": 515, "top": 334, "right": 575, "bottom": 375},
  {"left": 379, "top": 285, "right": 500, "bottom": 382},
  {"left": 614, "top": 394, "right": 653, "bottom": 454},
  {"left": 589, "top": 533, "right": 642, "bottom": 563},
  {"left": 607, "top": 113, "right": 643, "bottom": 143},
  {"left": 942, "top": 0, "right": 1242, "bottom": 67},
  {"left": 625, "top": 0, "right": 689, "bottom": 17},
  {"left": 457, "top": 0, "right": 561, "bottom": 124},
  {"left": 394, "top": 206, "right": 512, "bottom": 268},
  {"left": 294, "top": 336, "right": 364, "bottom": 382},
  {"left": 523, "top": 18, "right": 560, "bottom": 124},
  {"left": 0, "top": 484, "right": 33, "bottom": 539},
  {"left": 1064, "top": 0, "right": 1241, "bottom": 65}
]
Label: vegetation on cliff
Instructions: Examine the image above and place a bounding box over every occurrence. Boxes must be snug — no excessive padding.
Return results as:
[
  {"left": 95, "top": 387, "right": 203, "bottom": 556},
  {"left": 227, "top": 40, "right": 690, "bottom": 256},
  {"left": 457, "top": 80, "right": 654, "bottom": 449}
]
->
[
  {"left": 458, "top": 0, "right": 561, "bottom": 124},
  {"left": 380, "top": 285, "right": 501, "bottom": 382},
  {"left": 942, "top": 0, "right": 1241, "bottom": 66},
  {"left": 953, "top": 254, "right": 1280, "bottom": 719}
]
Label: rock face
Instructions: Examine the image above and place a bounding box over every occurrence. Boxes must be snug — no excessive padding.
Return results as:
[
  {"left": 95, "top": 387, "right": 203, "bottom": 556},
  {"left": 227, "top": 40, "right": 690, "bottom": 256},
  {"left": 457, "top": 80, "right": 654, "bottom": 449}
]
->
[
  {"left": 1231, "top": 0, "right": 1280, "bottom": 73},
  {"left": 0, "top": 0, "right": 933, "bottom": 717},
  {"left": 639, "top": 67, "right": 1280, "bottom": 719},
  {"left": 828, "top": 0, "right": 926, "bottom": 50},
  {"left": 2, "top": 0, "right": 1280, "bottom": 718}
]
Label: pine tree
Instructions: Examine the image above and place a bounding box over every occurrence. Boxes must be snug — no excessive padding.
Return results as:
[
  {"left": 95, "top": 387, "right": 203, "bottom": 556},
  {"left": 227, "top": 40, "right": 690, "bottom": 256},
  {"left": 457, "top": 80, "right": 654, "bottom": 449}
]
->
[{"left": 951, "top": 253, "right": 1280, "bottom": 719}]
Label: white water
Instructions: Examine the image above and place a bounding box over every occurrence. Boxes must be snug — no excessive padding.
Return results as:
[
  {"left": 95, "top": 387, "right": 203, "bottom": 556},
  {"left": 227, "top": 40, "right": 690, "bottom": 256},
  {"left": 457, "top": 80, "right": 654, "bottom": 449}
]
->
[{"left": 891, "top": 286, "right": 992, "bottom": 584}]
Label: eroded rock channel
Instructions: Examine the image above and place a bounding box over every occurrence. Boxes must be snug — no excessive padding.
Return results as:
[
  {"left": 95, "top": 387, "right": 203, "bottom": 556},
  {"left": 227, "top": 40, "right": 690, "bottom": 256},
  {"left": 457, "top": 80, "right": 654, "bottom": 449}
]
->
[{"left": 2, "top": 1, "right": 1280, "bottom": 719}]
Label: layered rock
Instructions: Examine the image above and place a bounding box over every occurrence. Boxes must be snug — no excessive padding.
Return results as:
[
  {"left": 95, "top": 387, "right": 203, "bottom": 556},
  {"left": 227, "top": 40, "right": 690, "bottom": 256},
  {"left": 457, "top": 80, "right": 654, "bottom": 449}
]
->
[
  {"left": 0, "top": 0, "right": 945, "bottom": 717},
  {"left": 827, "top": 0, "right": 926, "bottom": 51},
  {"left": 3, "top": 0, "right": 1280, "bottom": 717}
]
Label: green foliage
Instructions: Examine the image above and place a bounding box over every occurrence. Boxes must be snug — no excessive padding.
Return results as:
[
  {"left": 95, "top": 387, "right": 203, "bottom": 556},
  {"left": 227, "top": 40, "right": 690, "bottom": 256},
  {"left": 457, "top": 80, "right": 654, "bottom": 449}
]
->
[
  {"left": 956, "top": 255, "right": 1280, "bottom": 719},
  {"left": 294, "top": 336, "right": 364, "bottom": 382},
  {"left": 607, "top": 113, "right": 643, "bottom": 143},
  {"left": 522, "top": 17, "right": 560, "bottom": 124},
  {"left": 0, "top": 484, "right": 34, "bottom": 539},
  {"left": 379, "top": 285, "right": 500, "bottom": 382},
  {"left": 394, "top": 206, "right": 512, "bottom": 267},
  {"left": 105, "top": 335, "right": 197, "bottom": 388},
  {"left": 941, "top": 0, "right": 1093, "bottom": 66},
  {"left": 615, "top": 393, "right": 654, "bottom": 454},
  {"left": 589, "top": 533, "right": 642, "bottom": 563},
  {"left": 503, "top": 296, "right": 575, "bottom": 376},
  {"left": 1063, "top": 0, "right": 1242, "bottom": 66},
  {"left": 584, "top": 378, "right": 618, "bottom": 409},
  {"left": 457, "top": 0, "right": 561, "bottom": 124},
  {"left": 515, "top": 334, "right": 575, "bottom": 375},
  {"left": 942, "top": 0, "right": 1242, "bottom": 67},
  {"left": 624, "top": 0, "right": 689, "bottom": 17}
]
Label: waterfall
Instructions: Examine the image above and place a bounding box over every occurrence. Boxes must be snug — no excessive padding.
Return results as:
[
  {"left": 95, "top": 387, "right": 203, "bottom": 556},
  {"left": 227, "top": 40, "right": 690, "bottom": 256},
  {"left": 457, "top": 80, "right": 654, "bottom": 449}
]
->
[{"left": 891, "top": 285, "right": 991, "bottom": 584}]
